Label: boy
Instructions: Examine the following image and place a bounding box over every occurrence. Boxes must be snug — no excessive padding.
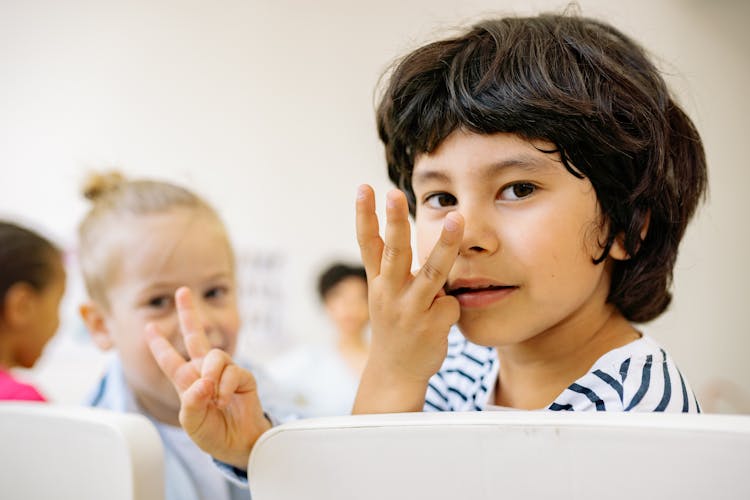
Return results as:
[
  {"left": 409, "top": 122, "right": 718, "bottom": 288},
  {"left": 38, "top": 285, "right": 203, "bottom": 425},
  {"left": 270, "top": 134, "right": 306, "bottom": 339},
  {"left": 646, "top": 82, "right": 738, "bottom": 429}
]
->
[
  {"left": 148, "top": 12, "right": 707, "bottom": 471},
  {"left": 353, "top": 14, "right": 706, "bottom": 414}
]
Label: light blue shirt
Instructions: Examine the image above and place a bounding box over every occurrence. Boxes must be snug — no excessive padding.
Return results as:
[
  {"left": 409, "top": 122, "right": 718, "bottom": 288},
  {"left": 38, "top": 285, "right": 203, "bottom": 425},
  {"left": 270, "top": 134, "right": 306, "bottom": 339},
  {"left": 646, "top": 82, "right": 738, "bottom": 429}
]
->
[{"left": 86, "top": 355, "right": 297, "bottom": 499}]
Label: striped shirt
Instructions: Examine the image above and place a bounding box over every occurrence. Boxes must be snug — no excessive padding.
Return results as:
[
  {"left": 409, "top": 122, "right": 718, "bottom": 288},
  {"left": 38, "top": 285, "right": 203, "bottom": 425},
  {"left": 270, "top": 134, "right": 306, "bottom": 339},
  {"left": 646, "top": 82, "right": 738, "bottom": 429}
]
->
[{"left": 425, "top": 328, "right": 701, "bottom": 413}]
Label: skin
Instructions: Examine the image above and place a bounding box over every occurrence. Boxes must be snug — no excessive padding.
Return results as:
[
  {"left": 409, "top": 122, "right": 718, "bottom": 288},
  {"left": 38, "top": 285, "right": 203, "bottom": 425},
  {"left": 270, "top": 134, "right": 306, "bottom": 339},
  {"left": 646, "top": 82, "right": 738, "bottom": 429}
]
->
[
  {"left": 353, "top": 130, "right": 640, "bottom": 413},
  {"left": 0, "top": 257, "right": 66, "bottom": 370},
  {"left": 80, "top": 208, "right": 242, "bottom": 427},
  {"left": 324, "top": 277, "right": 369, "bottom": 341},
  {"left": 324, "top": 276, "right": 369, "bottom": 376}
]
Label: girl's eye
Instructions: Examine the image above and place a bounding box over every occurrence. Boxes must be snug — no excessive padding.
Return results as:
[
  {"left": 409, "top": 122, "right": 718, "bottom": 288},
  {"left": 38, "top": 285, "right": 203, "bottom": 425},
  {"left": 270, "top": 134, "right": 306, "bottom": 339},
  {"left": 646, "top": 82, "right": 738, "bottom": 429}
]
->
[
  {"left": 423, "top": 192, "right": 457, "bottom": 208},
  {"left": 205, "top": 286, "right": 229, "bottom": 300},
  {"left": 499, "top": 182, "right": 536, "bottom": 201},
  {"left": 148, "top": 295, "right": 171, "bottom": 309}
]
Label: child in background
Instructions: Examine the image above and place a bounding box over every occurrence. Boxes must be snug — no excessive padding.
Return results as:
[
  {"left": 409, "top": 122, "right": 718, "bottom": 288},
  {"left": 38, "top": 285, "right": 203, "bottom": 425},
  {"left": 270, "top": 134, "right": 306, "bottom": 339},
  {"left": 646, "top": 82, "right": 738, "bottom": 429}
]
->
[
  {"left": 265, "top": 262, "right": 369, "bottom": 416},
  {"left": 317, "top": 262, "right": 369, "bottom": 377},
  {"left": 0, "top": 220, "right": 66, "bottom": 401},
  {"left": 147, "top": 10, "right": 708, "bottom": 472},
  {"left": 77, "top": 172, "right": 290, "bottom": 499}
]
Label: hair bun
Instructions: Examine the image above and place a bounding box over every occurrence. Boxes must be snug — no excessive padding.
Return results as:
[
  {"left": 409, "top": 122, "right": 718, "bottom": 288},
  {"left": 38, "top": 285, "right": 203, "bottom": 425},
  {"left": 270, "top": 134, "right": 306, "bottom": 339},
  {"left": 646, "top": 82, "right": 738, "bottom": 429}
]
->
[{"left": 82, "top": 171, "right": 126, "bottom": 201}]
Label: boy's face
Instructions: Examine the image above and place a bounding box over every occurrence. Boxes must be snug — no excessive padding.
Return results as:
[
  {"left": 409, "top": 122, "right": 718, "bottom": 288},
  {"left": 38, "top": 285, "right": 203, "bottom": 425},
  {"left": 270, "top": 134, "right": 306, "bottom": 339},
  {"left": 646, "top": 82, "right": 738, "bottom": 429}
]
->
[
  {"left": 324, "top": 276, "right": 369, "bottom": 336},
  {"left": 87, "top": 208, "right": 240, "bottom": 424},
  {"left": 412, "top": 130, "right": 616, "bottom": 349}
]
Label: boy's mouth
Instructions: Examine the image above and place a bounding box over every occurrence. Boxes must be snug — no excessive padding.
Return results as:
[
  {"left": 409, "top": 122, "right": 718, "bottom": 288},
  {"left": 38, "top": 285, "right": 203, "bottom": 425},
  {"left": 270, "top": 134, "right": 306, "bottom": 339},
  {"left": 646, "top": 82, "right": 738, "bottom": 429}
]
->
[
  {"left": 445, "top": 278, "right": 516, "bottom": 296},
  {"left": 446, "top": 284, "right": 516, "bottom": 296},
  {"left": 444, "top": 279, "right": 518, "bottom": 308}
]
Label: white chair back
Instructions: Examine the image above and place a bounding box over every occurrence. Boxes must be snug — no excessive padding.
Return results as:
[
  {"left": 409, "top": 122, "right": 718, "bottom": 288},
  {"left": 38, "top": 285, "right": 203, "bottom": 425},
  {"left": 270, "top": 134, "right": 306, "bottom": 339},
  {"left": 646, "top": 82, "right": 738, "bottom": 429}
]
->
[
  {"left": 0, "top": 402, "right": 164, "bottom": 500},
  {"left": 248, "top": 411, "right": 750, "bottom": 500}
]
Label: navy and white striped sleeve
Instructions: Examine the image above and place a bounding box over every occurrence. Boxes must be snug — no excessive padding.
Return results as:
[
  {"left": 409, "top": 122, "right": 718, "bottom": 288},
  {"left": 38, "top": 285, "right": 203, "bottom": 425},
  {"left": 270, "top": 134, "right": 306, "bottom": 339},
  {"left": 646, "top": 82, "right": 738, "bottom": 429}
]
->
[
  {"left": 424, "top": 328, "right": 498, "bottom": 412},
  {"left": 619, "top": 350, "right": 700, "bottom": 413},
  {"left": 550, "top": 349, "right": 700, "bottom": 413}
]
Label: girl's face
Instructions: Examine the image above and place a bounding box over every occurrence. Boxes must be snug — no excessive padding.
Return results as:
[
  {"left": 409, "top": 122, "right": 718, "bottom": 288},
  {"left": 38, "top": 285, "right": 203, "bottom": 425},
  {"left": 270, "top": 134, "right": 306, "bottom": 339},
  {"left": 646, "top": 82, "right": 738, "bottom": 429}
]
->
[
  {"left": 412, "top": 130, "right": 626, "bottom": 350},
  {"left": 17, "top": 257, "right": 66, "bottom": 368},
  {"left": 90, "top": 207, "right": 239, "bottom": 425}
]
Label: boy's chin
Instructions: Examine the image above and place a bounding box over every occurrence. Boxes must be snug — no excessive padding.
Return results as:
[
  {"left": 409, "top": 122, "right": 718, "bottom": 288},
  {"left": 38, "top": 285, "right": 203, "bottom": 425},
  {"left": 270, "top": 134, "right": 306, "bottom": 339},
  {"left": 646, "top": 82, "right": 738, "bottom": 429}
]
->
[
  {"left": 456, "top": 314, "right": 526, "bottom": 348},
  {"left": 456, "top": 318, "right": 499, "bottom": 347}
]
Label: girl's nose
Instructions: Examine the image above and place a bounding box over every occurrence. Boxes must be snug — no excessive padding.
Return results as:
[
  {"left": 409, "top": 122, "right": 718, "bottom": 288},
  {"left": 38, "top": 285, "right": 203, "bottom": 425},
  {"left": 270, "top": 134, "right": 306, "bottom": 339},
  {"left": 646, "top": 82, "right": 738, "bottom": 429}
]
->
[
  {"left": 203, "top": 327, "right": 225, "bottom": 350},
  {"left": 194, "top": 300, "right": 225, "bottom": 349}
]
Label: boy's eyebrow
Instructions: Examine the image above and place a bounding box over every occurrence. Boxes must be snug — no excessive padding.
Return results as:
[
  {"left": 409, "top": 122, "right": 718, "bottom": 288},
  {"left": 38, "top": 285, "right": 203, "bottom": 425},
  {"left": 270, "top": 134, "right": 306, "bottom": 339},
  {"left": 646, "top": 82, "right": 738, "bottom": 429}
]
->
[{"left": 413, "top": 154, "right": 558, "bottom": 184}]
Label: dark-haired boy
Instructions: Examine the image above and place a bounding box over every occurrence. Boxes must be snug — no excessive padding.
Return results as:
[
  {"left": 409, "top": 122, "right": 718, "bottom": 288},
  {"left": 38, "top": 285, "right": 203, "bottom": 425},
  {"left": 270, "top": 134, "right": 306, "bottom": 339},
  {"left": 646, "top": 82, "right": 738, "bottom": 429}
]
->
[{"left": 353, "top": 14, "right": 706, "bottom": 414}]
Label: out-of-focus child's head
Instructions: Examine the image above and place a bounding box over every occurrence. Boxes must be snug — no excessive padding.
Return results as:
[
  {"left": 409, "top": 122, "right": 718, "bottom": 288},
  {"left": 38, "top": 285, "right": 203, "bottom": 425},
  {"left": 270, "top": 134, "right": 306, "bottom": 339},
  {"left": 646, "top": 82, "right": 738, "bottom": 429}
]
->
[
  {"left": 77, "top": 171, "right": 240, "bottom": 423},
  {"left": 317, "top": 263, "right": 368, "bottom": 336},
  {"left": 0, "top": 220, "right": 66, "bottom": 369}
]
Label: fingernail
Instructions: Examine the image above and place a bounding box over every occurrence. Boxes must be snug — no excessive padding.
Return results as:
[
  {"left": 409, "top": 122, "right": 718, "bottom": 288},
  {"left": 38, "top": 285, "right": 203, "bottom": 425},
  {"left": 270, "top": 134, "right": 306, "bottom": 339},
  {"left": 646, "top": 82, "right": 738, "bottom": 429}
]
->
[
  {"left": 444, "top": 215, "right": 458, "bottom": 232},
  {"left": 386, "top": 191, "right": 398, "bottom": 208},
  {"left": 357, "top": 185, "right": 367, "bottom": 200}
]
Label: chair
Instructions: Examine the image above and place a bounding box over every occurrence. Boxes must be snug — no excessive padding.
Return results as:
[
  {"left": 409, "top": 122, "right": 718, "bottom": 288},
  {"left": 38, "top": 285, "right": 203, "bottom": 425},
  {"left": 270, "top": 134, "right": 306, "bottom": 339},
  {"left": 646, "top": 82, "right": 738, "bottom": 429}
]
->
[
  {"left": 0, "top": 402, "right": 164, "bottom": 500},
  {"left": 248, "top": 411, "right": 750, "bottom": 500}
]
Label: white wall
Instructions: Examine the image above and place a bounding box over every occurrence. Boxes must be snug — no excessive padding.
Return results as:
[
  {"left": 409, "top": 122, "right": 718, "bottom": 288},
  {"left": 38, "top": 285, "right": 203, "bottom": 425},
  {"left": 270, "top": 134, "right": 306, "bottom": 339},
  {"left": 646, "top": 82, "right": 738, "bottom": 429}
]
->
[{"left": 1, "top": 0, "right": 748, "bottom": 405}]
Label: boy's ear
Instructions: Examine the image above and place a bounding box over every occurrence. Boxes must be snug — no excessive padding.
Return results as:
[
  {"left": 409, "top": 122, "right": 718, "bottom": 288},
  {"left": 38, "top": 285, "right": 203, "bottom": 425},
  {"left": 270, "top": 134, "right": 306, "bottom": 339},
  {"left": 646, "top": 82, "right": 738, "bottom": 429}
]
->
[
  {"left": 2, "top": 282, "right": 36, "bottom": 329},
  {"left": 79, "top": 301, "right": 114, "bottom": 351},
  {"left": 609, "top": 211, "right": 651, "bottom": 261}
]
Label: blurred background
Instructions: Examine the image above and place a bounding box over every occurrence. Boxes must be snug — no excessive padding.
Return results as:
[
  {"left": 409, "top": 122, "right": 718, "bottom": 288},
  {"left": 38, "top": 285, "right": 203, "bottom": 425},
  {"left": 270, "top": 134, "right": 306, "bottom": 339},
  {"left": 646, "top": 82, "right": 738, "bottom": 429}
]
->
[{"left": 1, "top": 0, "right": 748, "bottom": 410}]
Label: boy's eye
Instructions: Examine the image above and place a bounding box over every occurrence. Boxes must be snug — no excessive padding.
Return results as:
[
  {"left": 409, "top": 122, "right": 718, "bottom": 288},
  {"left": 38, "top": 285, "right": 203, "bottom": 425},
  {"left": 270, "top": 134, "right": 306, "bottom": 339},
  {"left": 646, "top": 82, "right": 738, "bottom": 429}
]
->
[
  {"left": 499, "top": 182, "right": 536, "bottom": 201},
  {"left": 423, "top": 192, "right": 457, "bottom": 208}
]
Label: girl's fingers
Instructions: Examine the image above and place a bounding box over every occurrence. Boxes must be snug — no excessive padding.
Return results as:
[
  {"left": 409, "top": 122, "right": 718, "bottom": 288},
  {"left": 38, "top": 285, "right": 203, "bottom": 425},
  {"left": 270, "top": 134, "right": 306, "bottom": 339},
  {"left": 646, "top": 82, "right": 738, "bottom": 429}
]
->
[
  {"left": 175, "top": 286, "right": 212, "bottom": 359},
  {"left": 178, "top": 378, "right": 214, "bottom": 434},
  {"left": 410, "top": 212, "right": 464, "bottom": 309},
  {"left": 216, "top": 364, "right": 257, "bottom": 408},
  {"left": 356, "top": 184, "right": 384, "bottom": 280},
  {"left": 201, "top": 349, "right": 258, "bottom": 408},
  {"left": 380, "top": 190, "right": 413, "bottom": 288},
  {"left": 200, "top": 348, "right": 233, "bottom": 388},
  {"left": 146, "top": 323, "right": 194, "bottom": 392}
]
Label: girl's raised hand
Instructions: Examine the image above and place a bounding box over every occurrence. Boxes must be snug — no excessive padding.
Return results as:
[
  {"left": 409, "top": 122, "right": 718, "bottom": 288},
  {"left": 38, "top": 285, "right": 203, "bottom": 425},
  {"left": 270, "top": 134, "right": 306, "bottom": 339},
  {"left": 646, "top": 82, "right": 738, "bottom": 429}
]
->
[
  {"left": 353, "top": 185, "right": 463, "bottom": 414},
  {"left": 146, "top": 286, "right": 270, "bottom": 469}
]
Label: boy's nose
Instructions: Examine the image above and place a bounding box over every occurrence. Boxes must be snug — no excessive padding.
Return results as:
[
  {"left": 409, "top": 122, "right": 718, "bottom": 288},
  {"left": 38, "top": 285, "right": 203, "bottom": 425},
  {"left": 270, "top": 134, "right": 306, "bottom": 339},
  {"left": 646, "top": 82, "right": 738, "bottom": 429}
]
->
[{"left": 457, "top": 205, "right": 499, "bottom": 256}]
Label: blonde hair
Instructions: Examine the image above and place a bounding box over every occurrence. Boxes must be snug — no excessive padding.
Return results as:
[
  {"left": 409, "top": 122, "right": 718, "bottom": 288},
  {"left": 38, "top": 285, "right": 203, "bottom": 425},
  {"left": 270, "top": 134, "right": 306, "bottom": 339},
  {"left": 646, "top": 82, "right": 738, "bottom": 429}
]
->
[{"left": 78, "top": 171, "right": 229, "bottom": 307}]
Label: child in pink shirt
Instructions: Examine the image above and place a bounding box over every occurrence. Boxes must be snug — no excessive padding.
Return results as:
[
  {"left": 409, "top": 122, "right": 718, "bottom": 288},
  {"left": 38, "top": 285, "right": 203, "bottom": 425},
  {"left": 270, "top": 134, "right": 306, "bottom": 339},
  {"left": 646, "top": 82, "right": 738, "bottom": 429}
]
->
[{"left": 0, "top": 220, "right": 66, "bottom": 401}]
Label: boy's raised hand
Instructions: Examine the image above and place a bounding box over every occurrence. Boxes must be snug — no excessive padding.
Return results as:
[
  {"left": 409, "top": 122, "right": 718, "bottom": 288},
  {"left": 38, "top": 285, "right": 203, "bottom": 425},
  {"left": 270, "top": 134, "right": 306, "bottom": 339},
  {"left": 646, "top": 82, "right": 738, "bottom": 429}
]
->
[
  {"left": 146, "top": 287, "right": 270, "bottom": 470},
  {"left": 353, "top": 185, "right": 463, "bottom": 414}
]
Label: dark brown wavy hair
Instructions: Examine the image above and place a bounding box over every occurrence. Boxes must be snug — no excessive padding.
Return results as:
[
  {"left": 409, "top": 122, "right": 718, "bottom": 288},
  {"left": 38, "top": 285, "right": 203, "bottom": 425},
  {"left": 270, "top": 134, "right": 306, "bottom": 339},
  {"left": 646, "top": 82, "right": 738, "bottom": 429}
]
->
[
  {"left": 376, "top": 13, "right": 708, "bottom": 323},
  {"left": 317, "top": 262, "right": 367, "bottom": 302}
]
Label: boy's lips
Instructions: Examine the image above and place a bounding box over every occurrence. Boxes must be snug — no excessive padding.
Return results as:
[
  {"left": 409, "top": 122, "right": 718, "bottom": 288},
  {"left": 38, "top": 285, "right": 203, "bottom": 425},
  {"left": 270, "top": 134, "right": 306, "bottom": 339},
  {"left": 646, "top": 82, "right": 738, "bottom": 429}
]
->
[{"left": 445, "top": 278, "right": 518, "bottom": 308}]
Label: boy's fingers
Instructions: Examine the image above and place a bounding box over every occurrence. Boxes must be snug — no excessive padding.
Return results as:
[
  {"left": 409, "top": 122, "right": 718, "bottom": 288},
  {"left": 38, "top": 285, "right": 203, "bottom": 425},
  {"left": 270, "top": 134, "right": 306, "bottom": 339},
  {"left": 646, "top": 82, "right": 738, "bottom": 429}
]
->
[
  {"left": 380, "top": 190, "right": 413, "bottom": 287},
  {"left": 432, "top": 294, "right": 461, "bottom": 326},
  {"left": 356, "top": 184, "right": 384, "bottom": 280},
  {"left": 411, "top": 212, "right": 464, "bottom": 308},
  {"left": 175, "top": 286, "right": 212, "bottom": 359}
]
